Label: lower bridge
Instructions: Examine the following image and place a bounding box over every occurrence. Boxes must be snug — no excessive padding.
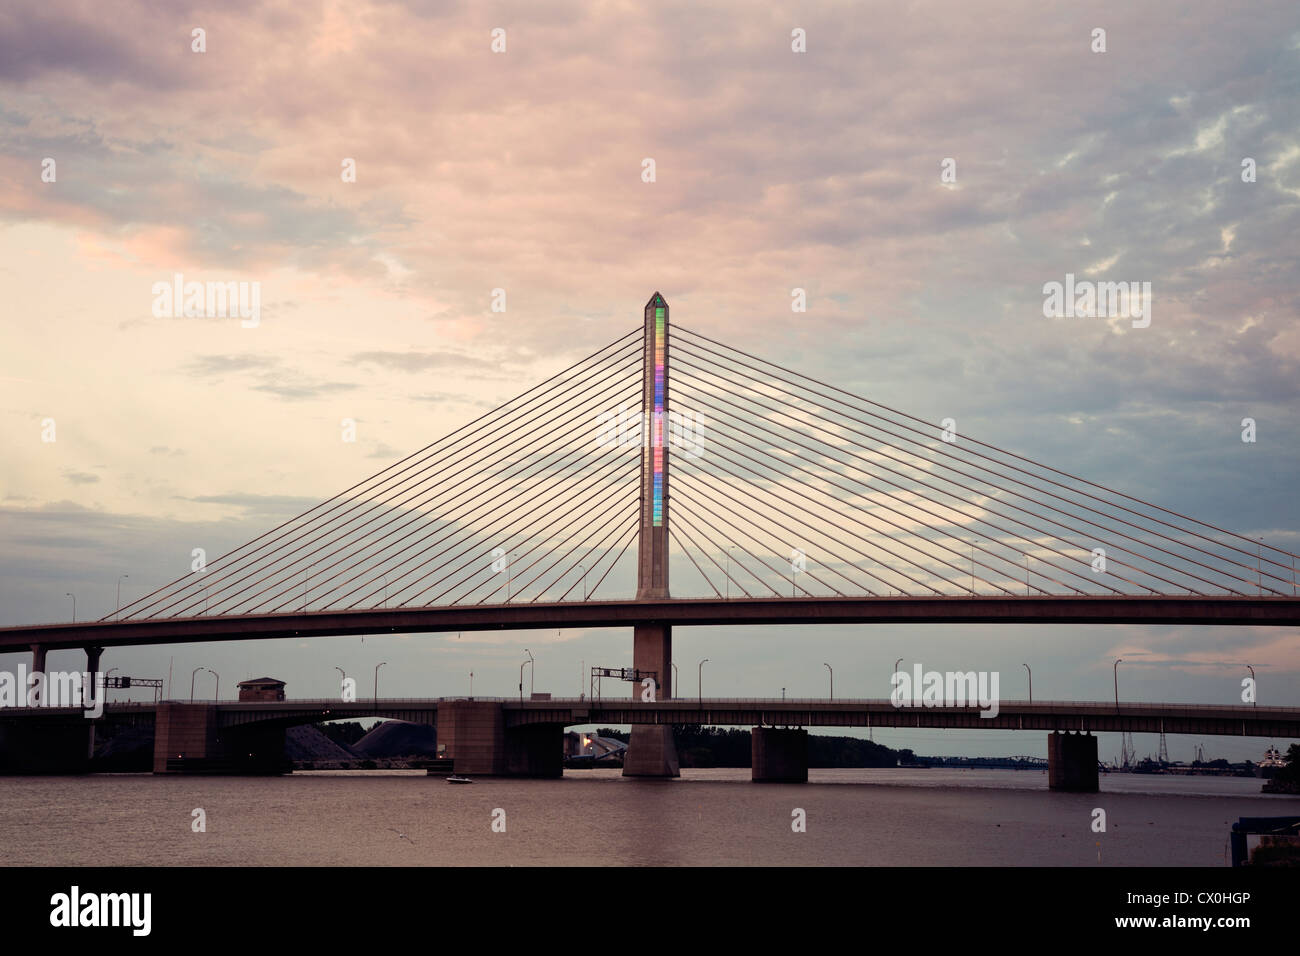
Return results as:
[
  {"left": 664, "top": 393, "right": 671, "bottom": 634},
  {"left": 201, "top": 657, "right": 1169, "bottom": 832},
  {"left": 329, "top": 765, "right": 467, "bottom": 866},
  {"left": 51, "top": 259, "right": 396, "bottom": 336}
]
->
[{"left": 1, "top": 697, "right": 1294, "bottom": 792}]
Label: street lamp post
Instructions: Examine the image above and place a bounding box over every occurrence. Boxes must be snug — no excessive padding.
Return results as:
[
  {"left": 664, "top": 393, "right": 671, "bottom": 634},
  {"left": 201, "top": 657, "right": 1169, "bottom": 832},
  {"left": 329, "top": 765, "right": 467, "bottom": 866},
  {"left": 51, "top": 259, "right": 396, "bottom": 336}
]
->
[
  {"left": 824, "top": 662, "right": 833, "bottom": 701},
  {"left": 65, "top": 592, "right": 76, "bottom": 622},
  {"left": 207, "top": 669, "right": 219, "bottom": 701},
  {"left": 1023, "top": 663, "right": 1032, "bottom": 704},
  {"left": 698, "top": 658, "right": 708, "bottom": 702},
  {"left": 526, "top": 648, "right": 535, "bottom": 697},
  {"left": 1246, "top": 664, "right": 1256, "bottom": 708},
  {"left": 1113, "top": 658, "right": 1123, "bottom": 708},
  {"left": 519, "top": 650, "right": 535, "bottom": 702},
  {"left": 670, "top": 662, "right": 678, "bottom": 697},
  {"left": 374, "top": 662, "right": 386, "bottom": 702},
  {"left": 116, "top": 574, "right": 129, "bottom": 619},
  {"left": 190, "top": 666, "right": 204, "bottom": 703},
  {"left": 334, "top": 666, "right": 347, "bottom": 697}
]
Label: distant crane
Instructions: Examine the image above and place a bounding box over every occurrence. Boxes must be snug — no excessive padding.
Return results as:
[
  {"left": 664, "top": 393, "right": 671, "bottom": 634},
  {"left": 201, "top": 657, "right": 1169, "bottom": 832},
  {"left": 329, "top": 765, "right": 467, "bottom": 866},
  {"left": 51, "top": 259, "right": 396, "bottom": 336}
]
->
[{"left": 1120, "top": 733, "right": 1136, "bottom": 770}]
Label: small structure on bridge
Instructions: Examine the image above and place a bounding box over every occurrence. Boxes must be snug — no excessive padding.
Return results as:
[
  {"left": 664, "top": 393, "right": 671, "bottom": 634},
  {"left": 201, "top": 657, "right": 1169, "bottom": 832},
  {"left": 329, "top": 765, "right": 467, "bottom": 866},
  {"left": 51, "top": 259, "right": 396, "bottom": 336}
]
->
[{"left": 237, "top": 677, "right": 286, "bottom": 702}]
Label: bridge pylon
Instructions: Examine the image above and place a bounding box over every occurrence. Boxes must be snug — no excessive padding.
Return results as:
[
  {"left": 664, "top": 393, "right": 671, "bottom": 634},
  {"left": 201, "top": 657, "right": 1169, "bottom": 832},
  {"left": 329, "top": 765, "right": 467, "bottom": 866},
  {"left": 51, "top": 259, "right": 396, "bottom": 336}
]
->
[
  {"left": 625, "top": 292, "right": 679, "bottom": 778},
  {"left": 636, "top": 291, "right": 670, "bottom": 601}
]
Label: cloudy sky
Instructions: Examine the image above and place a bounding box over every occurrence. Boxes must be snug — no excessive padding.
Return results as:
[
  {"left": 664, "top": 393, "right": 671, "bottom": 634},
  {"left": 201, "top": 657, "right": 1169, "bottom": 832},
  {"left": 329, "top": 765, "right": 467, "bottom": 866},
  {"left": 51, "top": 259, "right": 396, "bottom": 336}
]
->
[{"left": 1, "top": 0, "right": 1298, "bottom": 760}]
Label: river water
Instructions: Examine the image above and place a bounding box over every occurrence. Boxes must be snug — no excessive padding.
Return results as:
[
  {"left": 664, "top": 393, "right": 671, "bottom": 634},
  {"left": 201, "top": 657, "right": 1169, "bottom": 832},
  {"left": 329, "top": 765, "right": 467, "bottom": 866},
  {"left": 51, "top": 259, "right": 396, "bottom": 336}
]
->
[{"left": 2, "top": 768, "right": 1295, "bottom": 866}]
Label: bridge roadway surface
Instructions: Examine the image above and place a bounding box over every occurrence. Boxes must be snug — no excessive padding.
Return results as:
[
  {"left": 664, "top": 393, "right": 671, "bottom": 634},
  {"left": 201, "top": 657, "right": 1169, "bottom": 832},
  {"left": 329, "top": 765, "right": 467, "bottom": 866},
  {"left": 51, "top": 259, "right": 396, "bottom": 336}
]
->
[
  {"left": 10, "top": 697, "right": 1298, "bottom": 737},
  {"left": 2, "top": 595, "right": 1299, "bottom": 651}
]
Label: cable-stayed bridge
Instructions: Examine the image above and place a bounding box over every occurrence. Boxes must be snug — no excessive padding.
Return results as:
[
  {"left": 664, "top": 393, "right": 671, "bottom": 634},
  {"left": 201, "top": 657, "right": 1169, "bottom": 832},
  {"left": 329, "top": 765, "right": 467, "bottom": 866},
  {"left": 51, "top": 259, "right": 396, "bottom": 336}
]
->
[{"left": 1, "top": 293, "right": 1296, "bottom": 783}]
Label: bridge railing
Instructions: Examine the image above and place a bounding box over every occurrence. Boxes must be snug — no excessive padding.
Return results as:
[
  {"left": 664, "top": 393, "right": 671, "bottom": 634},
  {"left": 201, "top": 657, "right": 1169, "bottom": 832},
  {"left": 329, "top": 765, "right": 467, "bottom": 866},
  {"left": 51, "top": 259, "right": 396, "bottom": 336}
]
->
[
  {"left": 70, "top": 695, "right": 1300, "bottom": 715},
  {"left": 506, "top": 697, "right": 1300, "bottom": 711}
]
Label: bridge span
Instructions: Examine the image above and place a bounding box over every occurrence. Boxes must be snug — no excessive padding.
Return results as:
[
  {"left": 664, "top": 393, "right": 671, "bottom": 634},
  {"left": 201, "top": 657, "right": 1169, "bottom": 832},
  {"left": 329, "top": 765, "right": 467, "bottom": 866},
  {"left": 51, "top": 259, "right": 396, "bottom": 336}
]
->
[
  {"left": 2, "top": 696, "right": 1293, "bottom": 790},
  {"left": 8, "top": 695, "right": 1295, "bottom": 736},
  {"left": 7, "top": 294, "right": 1299, "bottom": 784},
  {"left": 2, "top": 594, "right": 1298, "bottom": 653}
]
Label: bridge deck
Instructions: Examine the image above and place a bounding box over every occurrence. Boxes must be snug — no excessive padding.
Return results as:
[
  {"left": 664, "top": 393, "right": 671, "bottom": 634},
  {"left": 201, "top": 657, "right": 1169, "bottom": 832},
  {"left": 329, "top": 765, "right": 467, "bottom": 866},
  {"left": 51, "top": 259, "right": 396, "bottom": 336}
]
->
[
  {"left": 2, "top": 595, "right": 1299, "bottom": 651},
  {"left": 5, "top": 697, "right": 1296, "bottom": 737}
]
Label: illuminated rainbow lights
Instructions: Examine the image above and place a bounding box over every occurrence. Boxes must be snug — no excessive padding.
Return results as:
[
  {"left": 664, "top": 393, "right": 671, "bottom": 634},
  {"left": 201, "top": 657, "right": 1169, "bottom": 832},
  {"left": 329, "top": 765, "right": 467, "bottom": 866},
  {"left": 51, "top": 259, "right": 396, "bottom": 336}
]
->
[{"left": 652, "top": 302, "right": 665, "bottom": 526}]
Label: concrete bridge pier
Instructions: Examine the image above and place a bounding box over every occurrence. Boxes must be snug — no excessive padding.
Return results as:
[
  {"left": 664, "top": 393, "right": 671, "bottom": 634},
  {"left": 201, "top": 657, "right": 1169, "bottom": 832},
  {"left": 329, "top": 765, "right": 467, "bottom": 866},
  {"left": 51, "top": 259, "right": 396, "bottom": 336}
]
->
[
  {"left": 1047, "top": 731, "right": 1099, "bottom": 792},
  {"left": 30, "top": 643, "right": 47, "bottom": 688},
  {"left": 153, "top": 702, "right": 287, "bottom": 774},
  {"left": 752, "top": 726, "right": 808, "bottom": 782},
  {"left": 84, "top": 645, "right": 104, "bottom": 758},
  {"left": 85, "top": 645, "right": 103, "bottom": 682},
  {"left": 436, "top": 700, "right": 562, "bottom": 777},
  {"left": 622, "top": 624, "right": 679, "bottom": 778}
]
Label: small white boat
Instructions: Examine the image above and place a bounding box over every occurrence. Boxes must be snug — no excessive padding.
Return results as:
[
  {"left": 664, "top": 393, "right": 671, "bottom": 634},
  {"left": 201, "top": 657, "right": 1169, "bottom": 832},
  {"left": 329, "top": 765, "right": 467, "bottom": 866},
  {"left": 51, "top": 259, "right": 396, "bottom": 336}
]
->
[
  {"left": 1260, "top": 746, "right": 1286, "bottom": 769},
  {"left": 446, "top": 775, "right": 473, "bottom": 784}
]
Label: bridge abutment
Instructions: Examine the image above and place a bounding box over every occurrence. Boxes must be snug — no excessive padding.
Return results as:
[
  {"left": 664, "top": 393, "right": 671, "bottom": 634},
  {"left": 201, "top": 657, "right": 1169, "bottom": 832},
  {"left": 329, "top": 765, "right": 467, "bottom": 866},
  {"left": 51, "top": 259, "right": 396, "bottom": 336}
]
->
[
  {"left": 752, "top": 726, "right": 808, "bottom": 782},
  {"left": 1047, "top": 731, "right": 1099, "bottom": 792}
]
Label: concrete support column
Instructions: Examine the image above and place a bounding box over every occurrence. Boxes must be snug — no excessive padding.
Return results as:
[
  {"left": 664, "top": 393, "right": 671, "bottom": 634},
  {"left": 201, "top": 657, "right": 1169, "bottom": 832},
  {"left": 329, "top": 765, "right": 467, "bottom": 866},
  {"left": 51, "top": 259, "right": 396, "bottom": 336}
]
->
[
  {"left": 83, "top": 646, "right": 105, "bottom": 759},
  {"left": 436, "top": 700, "right": 562, "bottom": 777},
  {"left": 1047, "top": 731, "right": 1099, "bottom": 792},
  {"left": 623, "top": 623, "right": 679, "bottom": 778},
  {"left": 85, "top": 646, "right": 104, "bottom": 686},
  {"left": 752, "top": 726, "right": 808, "bottom": 782},
  {"left": 29, "top": 644, "right": 47, "bottom": 705},
  {"left": 437, "top": 699, "right": 505, "bottom": 775},
  {"left": 154, "top": 702, "right": 286, "bottom": 774},
  {"left": 154, "top": 702, "right": 218, "bottom": 773}
]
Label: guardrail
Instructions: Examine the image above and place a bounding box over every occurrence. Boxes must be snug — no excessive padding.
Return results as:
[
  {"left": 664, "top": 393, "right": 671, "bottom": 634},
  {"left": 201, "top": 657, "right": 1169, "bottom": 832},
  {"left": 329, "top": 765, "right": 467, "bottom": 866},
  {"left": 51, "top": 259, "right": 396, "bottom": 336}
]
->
[{"left": 161, "top": 697, "right": 1300, "bottom": 714}]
